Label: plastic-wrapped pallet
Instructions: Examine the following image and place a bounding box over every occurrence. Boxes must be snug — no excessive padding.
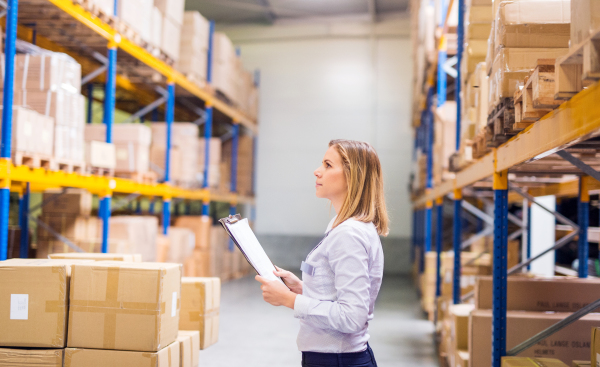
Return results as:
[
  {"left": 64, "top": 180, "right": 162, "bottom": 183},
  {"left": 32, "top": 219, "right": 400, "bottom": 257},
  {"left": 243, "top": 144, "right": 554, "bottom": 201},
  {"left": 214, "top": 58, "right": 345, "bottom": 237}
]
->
[{"left": 178, "top": 11, "right": 210, "bottom": 84}]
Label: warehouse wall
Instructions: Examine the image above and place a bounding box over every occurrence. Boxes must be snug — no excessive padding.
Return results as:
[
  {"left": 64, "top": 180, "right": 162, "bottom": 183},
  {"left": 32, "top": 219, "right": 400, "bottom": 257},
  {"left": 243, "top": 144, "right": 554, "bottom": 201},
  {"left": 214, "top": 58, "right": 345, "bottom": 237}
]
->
[{"left": 224, "top": 19, "right": 413, "bottom": 274}]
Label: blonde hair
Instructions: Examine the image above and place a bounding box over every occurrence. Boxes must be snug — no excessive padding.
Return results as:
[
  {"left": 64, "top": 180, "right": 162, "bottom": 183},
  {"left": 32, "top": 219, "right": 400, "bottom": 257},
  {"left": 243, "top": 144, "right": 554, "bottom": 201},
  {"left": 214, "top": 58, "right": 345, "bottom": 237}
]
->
[{"left": 329, "top": 139, "right": 389, "bottom": 236}]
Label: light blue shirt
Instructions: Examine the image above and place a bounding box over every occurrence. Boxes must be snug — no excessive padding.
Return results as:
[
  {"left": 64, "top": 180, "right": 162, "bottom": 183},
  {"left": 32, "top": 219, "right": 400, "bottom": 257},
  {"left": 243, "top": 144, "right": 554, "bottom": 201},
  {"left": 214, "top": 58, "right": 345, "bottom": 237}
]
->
[{"left": 293, "top": 216, "right": 384, "bottom": 353}]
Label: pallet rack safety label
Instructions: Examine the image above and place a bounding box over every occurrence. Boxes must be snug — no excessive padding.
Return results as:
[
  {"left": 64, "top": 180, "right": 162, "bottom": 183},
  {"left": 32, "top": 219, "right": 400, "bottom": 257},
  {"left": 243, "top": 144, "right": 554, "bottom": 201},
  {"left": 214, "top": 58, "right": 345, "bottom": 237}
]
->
[
  {"left": 172, "top": 292, "right": 177, "bottom": 317},
  {"left": 10, "top": 294, "right": 28, "bottom": 320}
]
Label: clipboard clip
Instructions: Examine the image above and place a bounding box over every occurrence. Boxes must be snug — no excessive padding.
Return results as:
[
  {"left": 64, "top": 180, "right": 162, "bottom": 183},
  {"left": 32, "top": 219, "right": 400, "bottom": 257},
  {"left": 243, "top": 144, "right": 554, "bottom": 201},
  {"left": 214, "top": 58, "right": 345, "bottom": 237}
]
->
[{"left": 219, "top": 214, "right": 242, "bottom": 224}]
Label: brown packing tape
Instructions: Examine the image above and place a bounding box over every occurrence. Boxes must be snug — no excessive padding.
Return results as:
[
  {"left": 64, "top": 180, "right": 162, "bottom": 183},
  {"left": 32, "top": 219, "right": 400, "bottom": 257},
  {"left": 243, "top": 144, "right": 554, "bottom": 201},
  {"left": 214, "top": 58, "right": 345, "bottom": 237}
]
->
[
  {"left": 168, "top": 344, "right": 172, "bottom": 367},
  {"left": 70, "top": 300, "right": 166, "bottom": 311},
  {"left": 103, "top": 266, "right": 120, "bottom": 349},
  {"left": 63, "top": 348, "right": 81, "bottom": 367},
  {"left": 49, "top": 265, "right": 68, "bottom": 347},
  {"left": 188, "top": 309, "right": 219, "bottom": 322}
]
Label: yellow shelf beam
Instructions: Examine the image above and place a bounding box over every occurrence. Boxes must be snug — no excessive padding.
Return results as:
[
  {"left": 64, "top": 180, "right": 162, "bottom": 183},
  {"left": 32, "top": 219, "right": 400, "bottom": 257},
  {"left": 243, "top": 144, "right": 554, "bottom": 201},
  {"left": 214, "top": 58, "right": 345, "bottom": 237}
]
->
[
  {"left": 47, "top": 0, "right": 258, "bottom": 134},
  {"left": 414, "top": 81, "right": 600, "bottom": 207}
]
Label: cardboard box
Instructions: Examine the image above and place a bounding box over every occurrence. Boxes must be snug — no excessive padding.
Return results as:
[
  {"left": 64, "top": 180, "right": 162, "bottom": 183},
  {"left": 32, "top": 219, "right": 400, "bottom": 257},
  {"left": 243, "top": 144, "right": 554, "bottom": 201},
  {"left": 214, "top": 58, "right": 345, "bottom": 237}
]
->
[
  {"left": 0, "top": 259, "right": 90, "bottom": 347},
  {"left": 450, "top": 304, "right": 475, "bottom": 357},
  {"left": 150, "top": 145, "right": 182, "bottom": 181},
  {"left": 463, "top": 40, "right": 488, "bottom": 75},
  {"left": 48, "top": 253, "right": 142, "bottom": 262},
  {"left": 0, "top": 348, "right": 64, "bottom": 366},
  {"left": 36, "top": 215, "right": 97, "bottom": 243},
  {"left": 151, "top": 7, "right": 163, "bottom": 48},
  {"left": 11, "top": 53, "right": 81, "bottom": 93},
  {"left": 85, "top": 140, "right": 116, "bottom": 169},
  {"left": 151, "top": 123, "right": 199, "bottom": 184},
  {"left": 176, "top": 333, "right": 192, "bottom": 367},
  {"left": 455, "top": 349, "right": 469, "bottom": 367},
  {"left": 571, "top": 0, "right": 600, "bottom": 45},
  {"left": 470, "top": 310, "right": 600, "bottom": 366},
  {"left": 178, "top": 331, "right": 199, "bottom": 366},
  {"left": 0, "top": 107, "right": 54, "bottom": 156},
  {"left": 592, "top": 327, "right": 600, "bottom": 367},
  {"left": 117, "top": 0, "right": 152, "bottom": 42},
  {"left": 179, "top": 277, "right": 221, "bottom": 349},
  {"left": 115, "top": 142, "right": 150, "bottom": 173},
  {"left": 42, "top": 188, "right": 92, "bottom": 215},
  {"left": 162, "top": 16, "right": 182, "bottom": 62},
  {"left": 7, "top": 90, "right": 85, "bottom": 128},
  {"left": 174, "top": 216, "right": 212, "bottom": 250},
  {"left": 165, "top": 227, "right": 195, "bottom": 264},
  {"left": 64, "top": 341, "right": 180, "bottom": 366},
  {"left": 178, "top": 11, "right": 209, "bottom": 82},
  {"left": 475, "top": 276, "right": 600, "bottom": 311},
  {"left": 68, "top": 262, "right": 182, "bottom": 352},
  {"left": 494, "top": 0, "right": 570, "bottom": 50},
  {"left": 108, "top": 216, "right": 158, "bottom": 261},
  {"left": 198, "top": 138, "right": 222, "bottom": 188},
  {"left": 154, "top": 0, "right": 184, "bottom": 24},
  {"left": 85, "top": 123, "right": 152, "bottom": 146},
  {"left": 502, "top": 357, "right": 569, "bottom": 366},
  {"left": 489, "top": 47, "right": 569, "bottom": 108},
  {"left": 572, "top": 362, "right": 591, "bottom": 367}
]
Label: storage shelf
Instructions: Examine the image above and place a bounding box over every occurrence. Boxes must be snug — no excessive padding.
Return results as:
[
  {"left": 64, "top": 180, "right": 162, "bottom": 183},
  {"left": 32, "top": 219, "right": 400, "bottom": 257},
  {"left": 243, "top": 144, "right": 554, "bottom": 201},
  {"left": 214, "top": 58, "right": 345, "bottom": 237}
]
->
[
  {"left": 19, "top": 0, "right": 258, "bottom": 133},
  {"left": 413, "top": 80, "right": 600, "bottom": 207}
]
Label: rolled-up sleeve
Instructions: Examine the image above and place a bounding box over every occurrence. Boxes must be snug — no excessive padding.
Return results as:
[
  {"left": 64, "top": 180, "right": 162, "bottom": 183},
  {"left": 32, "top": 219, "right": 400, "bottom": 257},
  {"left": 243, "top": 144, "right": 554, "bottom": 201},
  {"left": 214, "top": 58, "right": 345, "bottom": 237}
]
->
[{"left": 293, "top": 226, "right": 371, "bottom": 334}]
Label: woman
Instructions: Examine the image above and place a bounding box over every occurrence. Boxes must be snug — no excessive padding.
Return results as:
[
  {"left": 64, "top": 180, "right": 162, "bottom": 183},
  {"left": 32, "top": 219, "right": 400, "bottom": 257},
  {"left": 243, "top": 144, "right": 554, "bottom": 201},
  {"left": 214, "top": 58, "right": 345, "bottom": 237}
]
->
[{"left": 255, "top": 139, "right": 388, "bottom": 367}]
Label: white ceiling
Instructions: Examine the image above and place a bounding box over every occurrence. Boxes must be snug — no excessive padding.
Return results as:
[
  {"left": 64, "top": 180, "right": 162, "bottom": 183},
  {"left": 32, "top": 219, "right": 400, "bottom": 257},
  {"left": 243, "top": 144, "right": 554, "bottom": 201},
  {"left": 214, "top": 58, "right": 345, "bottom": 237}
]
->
[{"left": 185, "top": 0, "right": 409, "bottom": 25}]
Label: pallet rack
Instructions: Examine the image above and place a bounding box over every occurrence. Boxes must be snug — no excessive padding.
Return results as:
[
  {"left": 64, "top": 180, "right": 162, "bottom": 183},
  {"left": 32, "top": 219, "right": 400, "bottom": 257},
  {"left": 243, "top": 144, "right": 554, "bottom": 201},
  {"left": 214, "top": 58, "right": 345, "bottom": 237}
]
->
[
  {"left": 0, "top": 0, "right": 257, "bottom": 260},
  {"left": 412, "top": 0, "right": 600, "bottom": 366}
]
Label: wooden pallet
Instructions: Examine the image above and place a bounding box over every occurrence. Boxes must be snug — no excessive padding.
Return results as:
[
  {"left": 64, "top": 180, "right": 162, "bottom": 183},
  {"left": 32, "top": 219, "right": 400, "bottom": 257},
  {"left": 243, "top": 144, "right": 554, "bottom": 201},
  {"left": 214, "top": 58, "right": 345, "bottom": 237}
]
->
[
  {"left": 13, "top": 151, "right": 54, "bottom": 170},
  {"left": 472, "top": 130, "right": 491, "bottom": 159},
  {"left": 88, "top": 166, "right": 115, "bottom": 177},
  {"left": 54, "top": 159, "right": 86, "bottom": 174},
  {"left": 449, "top": 143, "right": 474, "bottom": 172},
  {"left": 487, "top": 98, "right": 516, "bottom": 146},
  {"left": 115, "top": 171, "right": 158, "bottom": 184},
  {"left": 555, "top": 27, "right": 600, "bottom": 100}
]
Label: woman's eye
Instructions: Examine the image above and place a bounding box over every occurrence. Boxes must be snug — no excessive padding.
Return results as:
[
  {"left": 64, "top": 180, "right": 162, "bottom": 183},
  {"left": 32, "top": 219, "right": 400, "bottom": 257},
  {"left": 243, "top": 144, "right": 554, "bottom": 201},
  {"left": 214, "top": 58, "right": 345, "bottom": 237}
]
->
[{"left": 326, "top": 163, "right": 331, "bottom": 168}]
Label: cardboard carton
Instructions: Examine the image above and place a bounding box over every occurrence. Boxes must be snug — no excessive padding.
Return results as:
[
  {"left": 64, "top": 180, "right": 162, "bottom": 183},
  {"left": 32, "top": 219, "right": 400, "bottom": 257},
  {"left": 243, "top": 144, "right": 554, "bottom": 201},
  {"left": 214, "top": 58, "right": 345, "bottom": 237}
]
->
[
  {"left": 42, "top": 189, "right": 92, "bottom": 215},
  {"left": 475, "top": 276, "right": 600, "bottom": 311},
  {"left": 174, "top": 216, "right": 212, "bottom": 250},
  {"left": 85, "top": 140, "right": 116, "bottom": 169},
  {"left": 150, "top": 145, "right": 182, "bottom": 181},
  {"left": 48, "top": 253, "right": 142, "bottom": 262},
  {"left": 68, "top": 262, "right": 182, "bottom": 352},
  {"left": 0, "top": 107, "right": 54, "bottom": 156},
  {"left": 494, "top": 0, "right": 570, "bottom": 50},
  {"left": 151, "top": 7, "right": 163, "bottom": 48},
  {"left": 108, "top": 216, "right": 158, "bottom": 261},
  {"left": 64, "top": 341, "right": 180, "bottom": 366},
  {"left": 85, "top": 123, "right": 152, "bottom": 146},
  {"left": 178, "top": 11, "right": 209, "bottom": 82},
  {"left": 571, "top": 0, "right": 600, "bottom": 45},
  {"left": 572, "top": 362, "right": 591, "bottom": 367},
  {"left": 179, "top": 277, "right": 221, "bottom": 349},
  {"left": 157, "top": 234, "right": 170, "bottom": 263},
  {"left": 502, "top": 357, "right": 569, "bottom": 366},
  {"left": 162, "top": 16, "right": 182, "bottom": 62},
  {"left": 176, "top": 333, "right": 192, "bottom": 367},
  {"left": 455, "top": 349, "right": 469, "bottom": 367},
  {"left": 470, "top": 310, "right": 600, "bottom": 366},
  {"left": 165, "top": 227, "right": 195, "bottom": 264},
  {"left": 449, "top": 304, "right": 475, "bottom": 358},
  {"left": 6, "top": 90, "right": 85, "bottom": 128},
  {"left": 592, "top": 327, "right": 600, "bottom": 367},
  {"left": 11, "top": 53, "right": 81, "bottom": 93},
  {"left": 178, "top": 330, "right": 199, "bottom": 367},
  {"left": 154, "top": 0, "right": 184, "bottom": 24},
  {"left": 0, "top": 259, "right": 90, "bottom": 347},
  {"left": 0, "top": 348, "right": 64, "bottom": 366}
]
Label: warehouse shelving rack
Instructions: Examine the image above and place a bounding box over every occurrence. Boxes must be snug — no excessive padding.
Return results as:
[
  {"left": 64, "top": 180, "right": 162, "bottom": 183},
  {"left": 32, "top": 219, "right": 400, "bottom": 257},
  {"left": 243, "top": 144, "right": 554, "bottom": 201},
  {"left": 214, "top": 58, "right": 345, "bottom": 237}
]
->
[
  {"left": 412, "top": 0, "right": 600, "bottom": 366},
  {"left": 0, "top": 0, "right": 257, "bottom": 260}
]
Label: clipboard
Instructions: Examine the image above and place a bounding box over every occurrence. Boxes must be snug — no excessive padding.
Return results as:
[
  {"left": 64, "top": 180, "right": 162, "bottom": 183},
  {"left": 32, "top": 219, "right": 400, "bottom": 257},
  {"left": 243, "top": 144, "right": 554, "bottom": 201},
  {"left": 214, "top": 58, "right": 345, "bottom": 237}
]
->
[{"left": 219, "top": 214, "right": 285, "bottom": 285}]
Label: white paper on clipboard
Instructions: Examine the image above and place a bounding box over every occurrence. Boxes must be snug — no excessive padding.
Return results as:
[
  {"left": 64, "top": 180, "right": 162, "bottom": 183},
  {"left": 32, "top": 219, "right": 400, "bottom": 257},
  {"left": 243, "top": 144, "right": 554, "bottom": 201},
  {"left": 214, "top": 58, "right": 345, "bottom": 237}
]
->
[{"left": 220, "top": 215, "right": 284, "bottom": 284}]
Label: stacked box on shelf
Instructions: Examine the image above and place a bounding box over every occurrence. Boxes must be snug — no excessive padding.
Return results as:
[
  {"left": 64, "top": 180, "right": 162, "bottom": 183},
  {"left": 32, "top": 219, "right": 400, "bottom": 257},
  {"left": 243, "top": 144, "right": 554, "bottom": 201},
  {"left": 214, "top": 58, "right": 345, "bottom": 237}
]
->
[
  {"left": 156, "top": 227, "right": 195, "bottom": 271},
  {"left": 221, "top": 134, "right": 255, "bottom": 196},
  {"left": 116, "top": 0, "right": 153, "bottom": 43},
  {"left": 446, "top": 304, "right": 474, "bottom": 367},
  {"left": 151, "top": 123, "right": 200, "bottom": 187},
  {"left": 487, "top": 0, "right": 570, "bottom": 112},
  {"left": 35, "top": 188, "right": 103, "bottom": 258},
  {"left": 4, "top": 52, "right": 86, "bottom": 169},
  {"left": 177, "top": 330, "right": 200, "bottom": 367},
  {"left": 470, "top": 276, "right": 600, "bottom": 366},
  {"left": 174, "top": 216, "right": 212, "bottom": 276},
  {"left": 212, "top": 32, "right": 237, "bottom": 102},
  {"left": 198, "top": 137, "right": 222, "bottom": 189},
  {"left": 155, "top": 0, "right": 184, "bottom": 61},
  {"left": 150, "top": 7, "right": 163, "bottom": 50},
  {"left": 179, "top": 277, "right": 221, "bottom": 349},
  {"left": 432, "top": 101, "right": 456, "bottom": 185},
  {"left": 178, "top": 11, "right": 210, "bottom": 85},
  {"left": 85, "top": 123, "right": 151, "bottom": 178},
  {"left": 0, "top": 107, "right": 54, "bottom": 166},
  {"left": 106, "top": 216, "right": 158, "bottom": 261}
]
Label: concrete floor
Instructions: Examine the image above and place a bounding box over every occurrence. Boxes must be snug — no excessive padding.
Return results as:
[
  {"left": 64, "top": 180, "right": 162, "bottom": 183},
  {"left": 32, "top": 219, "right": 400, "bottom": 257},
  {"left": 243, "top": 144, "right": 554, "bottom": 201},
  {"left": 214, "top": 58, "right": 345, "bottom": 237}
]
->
[{"left": 200, "top": 275, "right": 439, "bottom": 367}]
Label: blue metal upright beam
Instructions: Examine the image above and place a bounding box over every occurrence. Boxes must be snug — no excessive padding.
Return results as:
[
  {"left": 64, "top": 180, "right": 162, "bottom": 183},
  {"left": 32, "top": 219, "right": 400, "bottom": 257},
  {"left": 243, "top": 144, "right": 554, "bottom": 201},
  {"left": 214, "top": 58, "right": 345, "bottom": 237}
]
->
[
  {"left": 201, "top": 104, "right": 213, "bottom": 216},
  {"left": 437, "top": 0, "right": 448, "bottom": 107},
  {"left": 100, "top": 41, "right": 117, "bottom": 253},
  {"left": 452, "top": 189, "right": 462, "bottom": 304},
  {"left": 87, "top": 83, "right": 94, "bottom": 124},
  {"left": 206, "top": 20, "right": 215, "bottom": 84},
  {"left": 418, "top": 209, "right": 425, "bottom": 274},
  {"left": 455, "top": 0, "right": 465, "bottom": 152},
  {"left": 162, "top": 82, "right": 175, "bottom": 235},
  {"left": 578, "top": 176, "right": 589, "bottom": 278},
  {"left": 492, "top": 170, "right": 509, "bottom": 367},
  {"left": 162, "top": 200, "right": 171, "bottom": 235},
  {"left": 149, "top": 198, "right": 156, "bottom": 214},
  {"left": 19, "top": 183, "right": 30, "bottom": 258},
  {"left": 435, "top": 198, "right": 443, "bottom": 298},
  {"left": 0, "top": 0, "right": 18, "bottom": 260},
  {"left": 526, "top": 201, "right": 532, "bottom": 271}
]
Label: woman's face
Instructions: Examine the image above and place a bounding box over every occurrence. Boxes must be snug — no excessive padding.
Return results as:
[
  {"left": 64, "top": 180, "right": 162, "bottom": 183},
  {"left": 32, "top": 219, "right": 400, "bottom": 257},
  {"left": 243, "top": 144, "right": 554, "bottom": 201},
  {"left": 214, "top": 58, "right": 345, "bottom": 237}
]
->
[{"left": 314, "top": 146, "right": 347, "bottom": 201}]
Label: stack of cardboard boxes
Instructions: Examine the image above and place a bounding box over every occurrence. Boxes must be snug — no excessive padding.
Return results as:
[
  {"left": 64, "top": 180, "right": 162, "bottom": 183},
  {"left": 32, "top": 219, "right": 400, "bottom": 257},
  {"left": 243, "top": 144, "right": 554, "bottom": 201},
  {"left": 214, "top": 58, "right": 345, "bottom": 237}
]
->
[
  {"left": 0, "top": 258, "right": 218, "bottom": 366},
  {"left": 221, "top": 134, "right": 255, "bottom": 196},
  {"left": 432, "top": 101, "right": 457, "bottom": 184},
  {"left": 151, "top": 122, "right": 200, "bottom": 187},
  {"left": 155, "top": 0, "right": 185, "bottom": 62},
  {"left": 5, "top": 52, "right": 86, "bottom": 168},
  {"left": 178, "top": 11, "right": 210, "bottom": 85}
]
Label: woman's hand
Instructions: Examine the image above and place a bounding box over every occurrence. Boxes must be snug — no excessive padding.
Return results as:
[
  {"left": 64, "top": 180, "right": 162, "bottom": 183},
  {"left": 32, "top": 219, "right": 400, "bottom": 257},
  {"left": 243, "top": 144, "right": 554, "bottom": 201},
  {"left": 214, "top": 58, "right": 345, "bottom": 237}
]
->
[
  {"left": 255, "top": 275, "right": 297, "bottom": 309},
  {"left": 274, "top": 266, "right": 303, "bottom": 295}
]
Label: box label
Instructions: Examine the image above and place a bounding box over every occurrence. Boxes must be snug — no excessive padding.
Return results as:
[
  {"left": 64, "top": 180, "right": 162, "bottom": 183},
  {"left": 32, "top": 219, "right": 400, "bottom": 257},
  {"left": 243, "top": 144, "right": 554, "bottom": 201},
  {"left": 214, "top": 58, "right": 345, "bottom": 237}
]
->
[
  {"left": 10, "top": 294, "right": 29, "bottom": 320},
  {"left": 172, "top": 292, "right": 177, "bottom": 317}
]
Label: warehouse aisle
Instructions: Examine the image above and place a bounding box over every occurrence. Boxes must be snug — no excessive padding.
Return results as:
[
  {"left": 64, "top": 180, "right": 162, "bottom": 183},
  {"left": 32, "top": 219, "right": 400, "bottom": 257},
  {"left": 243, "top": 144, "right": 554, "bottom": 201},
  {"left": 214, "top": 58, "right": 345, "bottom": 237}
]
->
[{"left": 200, "top": 275, "right": 438, "bottom": 367}]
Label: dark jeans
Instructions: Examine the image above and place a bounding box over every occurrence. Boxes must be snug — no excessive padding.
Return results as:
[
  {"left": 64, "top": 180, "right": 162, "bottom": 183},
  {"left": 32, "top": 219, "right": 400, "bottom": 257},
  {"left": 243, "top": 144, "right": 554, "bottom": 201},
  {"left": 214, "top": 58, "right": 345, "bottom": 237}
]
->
[{"left": 301, "top": 344, "right": 378, "bottom": 367}]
